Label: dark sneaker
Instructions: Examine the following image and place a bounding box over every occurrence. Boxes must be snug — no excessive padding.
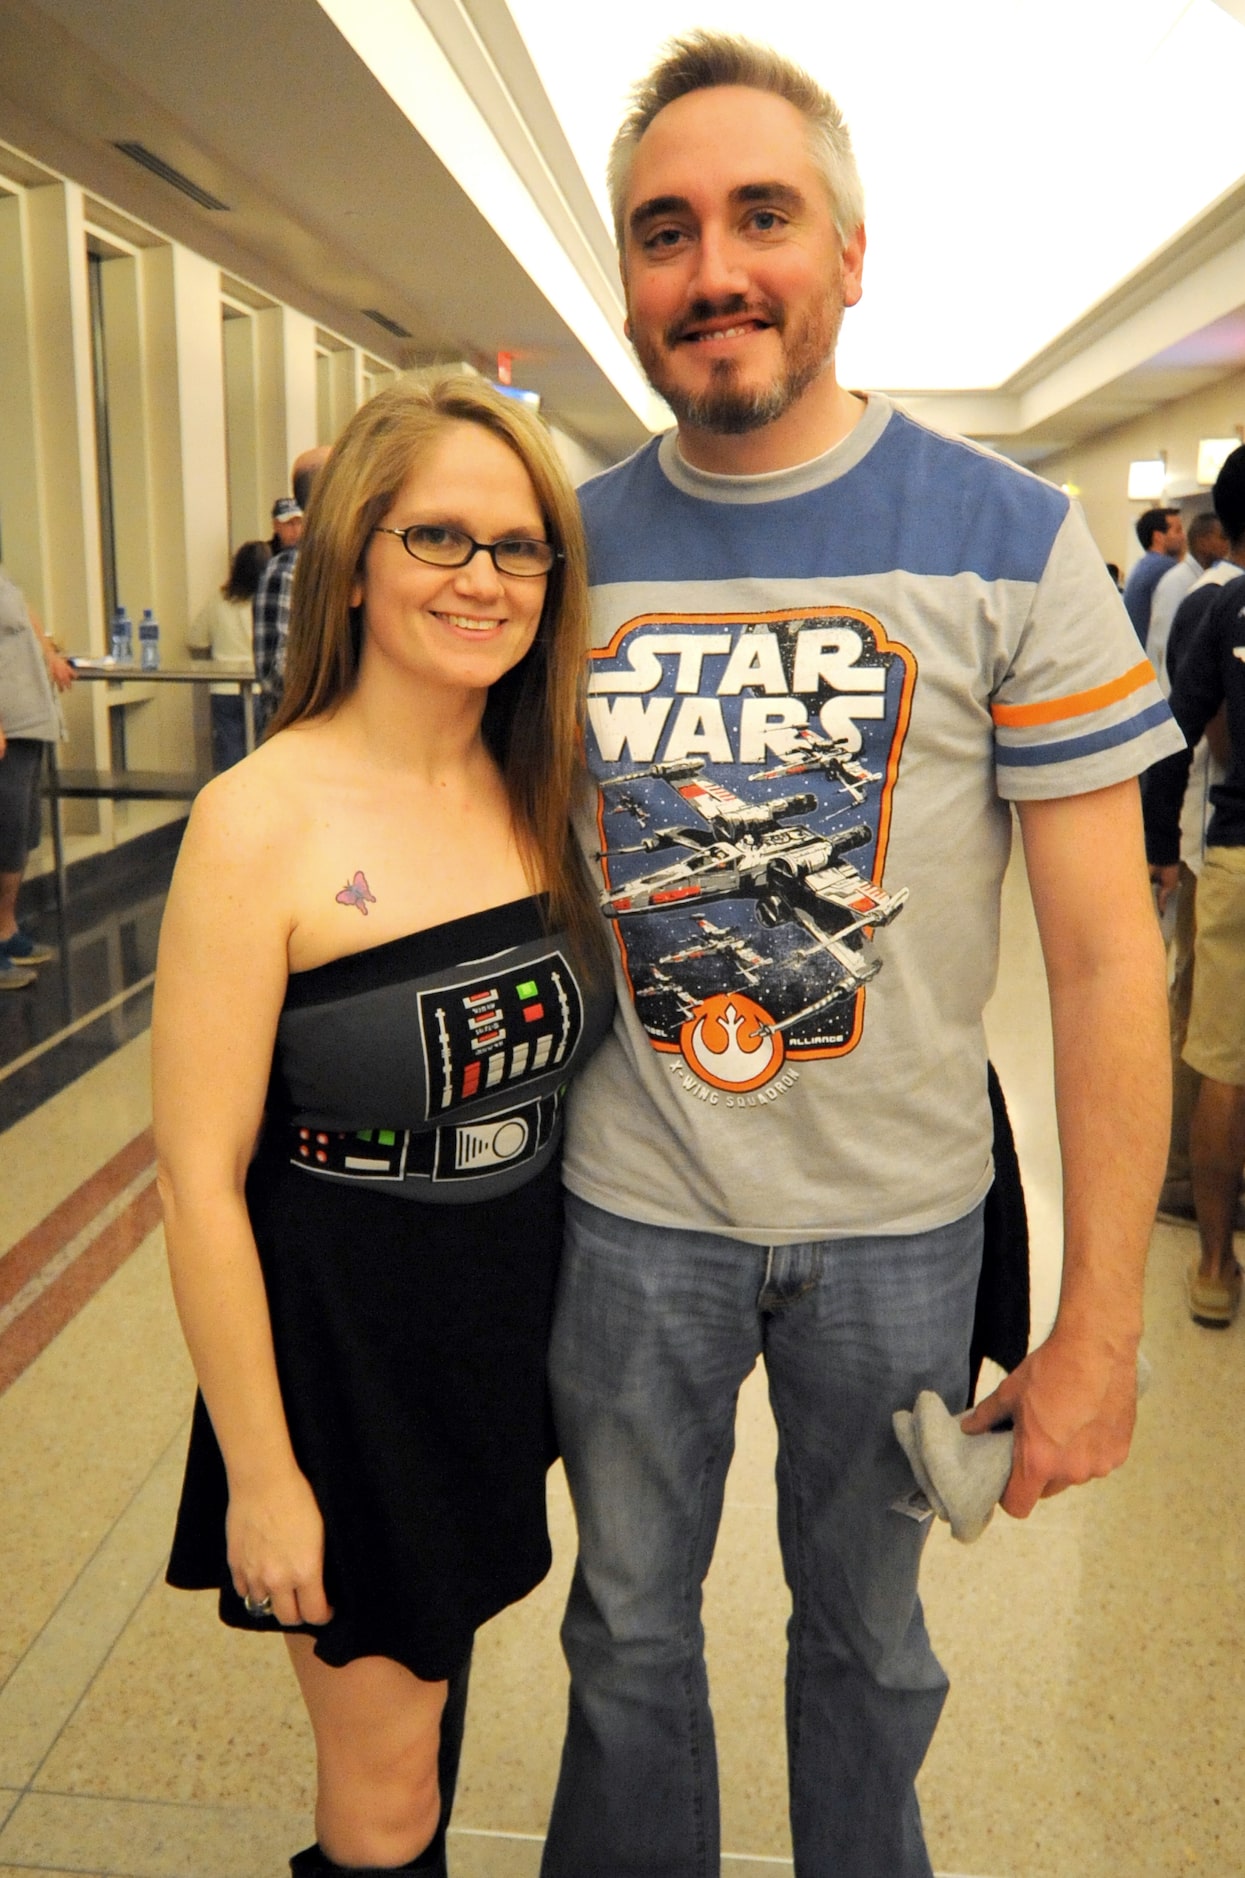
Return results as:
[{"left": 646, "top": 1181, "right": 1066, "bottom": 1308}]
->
[
  {"left": 0, "top": 955, "right": 36, "bottom": 990},
  {"left": 1, "top": 929, "right": 54, "bottom": 965},
  {"left": 1157, "top": 1179, "right": 1196, "bottom": 1224}
]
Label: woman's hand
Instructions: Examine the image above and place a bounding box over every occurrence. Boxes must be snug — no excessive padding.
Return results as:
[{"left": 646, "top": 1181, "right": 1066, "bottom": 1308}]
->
[{"left": 226, "top": 1466, "right": 334, "bottom": 1627}]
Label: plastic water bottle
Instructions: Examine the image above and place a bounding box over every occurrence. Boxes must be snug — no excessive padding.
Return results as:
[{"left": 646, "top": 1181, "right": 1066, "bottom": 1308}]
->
[
  {"left": 138, "top": 608, "right": 161, "bottom": 671},
  {"left": 110, "top": 605, "right": 134, "bottom": 663}
]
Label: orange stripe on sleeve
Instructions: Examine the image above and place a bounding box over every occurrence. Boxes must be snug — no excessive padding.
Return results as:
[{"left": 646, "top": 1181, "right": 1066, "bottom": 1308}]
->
[{"left": 991, "top": 659, "right": 1154, "bottom": 729}]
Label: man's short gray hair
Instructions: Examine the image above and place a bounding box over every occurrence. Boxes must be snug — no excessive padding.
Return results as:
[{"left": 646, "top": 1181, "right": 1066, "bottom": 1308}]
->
[{"left": 607, "top": 29, "right": 866, "bottom": 252}]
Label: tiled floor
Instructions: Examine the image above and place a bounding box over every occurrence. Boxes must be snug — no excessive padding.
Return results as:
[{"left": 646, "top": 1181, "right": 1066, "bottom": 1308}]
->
[
  {"left": 0, "top": 831, "right": 175, "bottom": 1134},
  {"left": 2, "top": 845, "right": 1243, "bottom": 1876}
]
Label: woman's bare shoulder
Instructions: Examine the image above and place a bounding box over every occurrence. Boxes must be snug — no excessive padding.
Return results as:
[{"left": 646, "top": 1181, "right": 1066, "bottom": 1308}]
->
[
  {"left": 189, "top": 724, "right": 326, "bottom": 830},
  {"left": 180, "top": 725, "right": 322, "bottom": 869}
]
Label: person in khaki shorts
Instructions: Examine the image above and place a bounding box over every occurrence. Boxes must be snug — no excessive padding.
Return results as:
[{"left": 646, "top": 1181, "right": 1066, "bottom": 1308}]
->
[{"left": 1148, "top": 445, "right": 1245, "bottom": 1324}]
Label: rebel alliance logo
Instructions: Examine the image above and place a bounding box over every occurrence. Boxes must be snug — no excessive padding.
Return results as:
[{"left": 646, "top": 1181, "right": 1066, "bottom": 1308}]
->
[{"left": 679, "top": 992, "right": 786, "bottom": 1093}]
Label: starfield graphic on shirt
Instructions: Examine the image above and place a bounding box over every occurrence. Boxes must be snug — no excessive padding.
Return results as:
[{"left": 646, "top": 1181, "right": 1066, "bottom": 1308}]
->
[
  {"left": 588, "top": 609, "right": 915, "bottom": 1087},
  {"left": 416, "top": 948, "right": 582, "bottom": 1120}
]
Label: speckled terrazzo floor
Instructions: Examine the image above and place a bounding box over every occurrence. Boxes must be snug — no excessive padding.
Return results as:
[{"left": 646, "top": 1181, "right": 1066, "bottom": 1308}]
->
[{"left": 0, "top": 848, "right": 1239, "bottom": 1878}]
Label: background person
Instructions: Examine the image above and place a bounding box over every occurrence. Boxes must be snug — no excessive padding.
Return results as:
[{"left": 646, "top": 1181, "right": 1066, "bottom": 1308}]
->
[
  {"left": 1123, "top": 505, "right": 1186, "bottom": 647},
  {"left": 0, "top": 565, "right": 74, "bottom": 988},
  {"left": 254, "top": 448, "right": 332, "bottom": 730},
  {"left": 1146, "top": 510, "right": 1230, "bottom": 696},
  {"left": 187, "top": 538, "right": 272, "bottom": 772},
  {"left": 1146, "top": 444, "right": 1245, "bottom": 1324},
  {"left": 269, "top": 494, "right": 304, "bottom": 557},
  {"left": 153, "top": 375, "right": 610, "bottom": 1877},
  {"left": 1146, "top": 458, "right": 1245, "bottom": 1228}
]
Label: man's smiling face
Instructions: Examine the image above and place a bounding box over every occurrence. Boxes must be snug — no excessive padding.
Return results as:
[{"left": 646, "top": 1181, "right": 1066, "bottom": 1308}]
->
[{"left": 621, "top": 85, "right": 864, "bottom": 440}]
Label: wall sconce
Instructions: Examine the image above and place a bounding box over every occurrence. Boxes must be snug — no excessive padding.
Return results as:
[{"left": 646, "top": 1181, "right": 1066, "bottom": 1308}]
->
[
  {"left": 1197, "top": 437, "right": 1241, "bottom": 485},
  {"left": 1127, "top": 457, "right": 1166, "bottom": 501}
]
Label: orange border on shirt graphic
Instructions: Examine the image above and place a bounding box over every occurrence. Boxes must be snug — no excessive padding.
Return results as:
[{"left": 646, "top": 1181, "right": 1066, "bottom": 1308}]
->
[{"left": 588, "top": 606, "right": 918, "bottom": 1063}]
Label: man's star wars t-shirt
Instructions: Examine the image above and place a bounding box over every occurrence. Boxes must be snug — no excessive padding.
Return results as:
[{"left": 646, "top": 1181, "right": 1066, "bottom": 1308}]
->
[{"left": 564, "top": 395, "right": 1181, "bottom": 1243}]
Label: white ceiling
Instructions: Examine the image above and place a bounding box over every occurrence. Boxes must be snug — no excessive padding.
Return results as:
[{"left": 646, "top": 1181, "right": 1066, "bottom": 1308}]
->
[
  {"left": 2, "top": 0, "right": 1244, "bottom": 467},
  {"left": 511, "top": 0, "right": 1245, "bottom": 391}
]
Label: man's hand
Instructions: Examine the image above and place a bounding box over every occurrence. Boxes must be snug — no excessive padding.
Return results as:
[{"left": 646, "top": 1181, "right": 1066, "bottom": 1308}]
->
[
  {"left": 992, "top": 785, "right": 1164, "bottom": 1522},
  {"left": 1149, "top": 861, "right": 1179, "bottom": 915},
  {"left": 960, "top": 1332, "right": 1138, "bottom": 1519},
  {"left": 46, "top": 651, "right": 75, "bottom": 692}
]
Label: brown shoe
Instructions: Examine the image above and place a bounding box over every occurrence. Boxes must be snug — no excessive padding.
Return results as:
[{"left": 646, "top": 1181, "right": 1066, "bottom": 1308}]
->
[{"left": 1186, "top": 1260, "right": 1243, "bottom": 1328}]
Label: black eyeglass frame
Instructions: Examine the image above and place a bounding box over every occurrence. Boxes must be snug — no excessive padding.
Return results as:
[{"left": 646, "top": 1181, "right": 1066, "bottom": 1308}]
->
[{"left": 372, "top": 524, "right": 561, "bottom": 578}]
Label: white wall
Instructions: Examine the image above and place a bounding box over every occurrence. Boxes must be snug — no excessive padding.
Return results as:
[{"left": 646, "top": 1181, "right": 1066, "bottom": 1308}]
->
[
  {"left": 1037, "top": 371, "right": 1245, "bottom": 572},
  {"left": 0, "top": 144, "right": 389, "bottom": 866},
  {"left": 548, "top": 421, "right": 609, "bottom": 487}
]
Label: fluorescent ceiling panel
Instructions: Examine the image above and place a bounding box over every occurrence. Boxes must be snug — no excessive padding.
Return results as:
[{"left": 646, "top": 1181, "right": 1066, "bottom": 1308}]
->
[
  {"left": 316, "top": 0, "right": 666, "bottom": 428},
  {"left": 508, "top": 0, "right": 1245, "bottom": 392},
  {"left": 1127, "top": 458, "right": 1167, "bottom": 499},
  {"left": 1197, "top": 436, "right": 1241, "bottom": 482}
]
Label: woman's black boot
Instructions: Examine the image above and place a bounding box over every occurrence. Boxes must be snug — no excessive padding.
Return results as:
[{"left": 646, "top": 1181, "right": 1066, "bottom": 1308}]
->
[
  {"left": 288, "top": 1840, "right": 445, "bottom": 1874},
  {"left": 435, "top": 1648, "right": 472, "bottom": 1841}
]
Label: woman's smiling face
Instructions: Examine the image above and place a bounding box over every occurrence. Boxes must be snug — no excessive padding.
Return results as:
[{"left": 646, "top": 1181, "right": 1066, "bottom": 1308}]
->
[{"left": 354, "top": 419, "right": 549, "bottom": 699}]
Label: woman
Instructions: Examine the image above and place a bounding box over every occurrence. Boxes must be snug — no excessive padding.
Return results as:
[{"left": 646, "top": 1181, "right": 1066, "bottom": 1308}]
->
[
  {"left": 186, "top": 537, "right": 271, "bottom": 772},
  {"left": 154, "top": 374, "right": 611, "bottom": 1876}
]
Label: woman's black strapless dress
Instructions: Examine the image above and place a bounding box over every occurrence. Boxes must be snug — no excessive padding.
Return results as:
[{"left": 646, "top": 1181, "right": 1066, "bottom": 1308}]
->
[{"left": 166, "top": 896, "right": 612, "bottom": 1680}]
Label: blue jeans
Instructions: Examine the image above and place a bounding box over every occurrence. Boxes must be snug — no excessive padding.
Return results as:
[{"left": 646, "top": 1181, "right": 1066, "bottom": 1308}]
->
[
  {"left": 209, "top": 695, "right": 247, "bottom": 773},
  {"left": 541, "top": 1195, "right": 984, "bottom": 1878}
]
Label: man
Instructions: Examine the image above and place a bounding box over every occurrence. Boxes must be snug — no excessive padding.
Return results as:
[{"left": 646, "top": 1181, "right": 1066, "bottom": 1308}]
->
[
  {"left": 1123, "top": 505, "right": 1186, "bottom": 648},
  {"left": 542, "top": 31, "right": 1180, "bottom": 1878},
  {"left": 0, "top": 566, "right": 74, "bottom": 988},
  {"left": 1147, "top": 474, "right": 1243, "bottom": 1227},
  {"left": 268, "top": 493, "right": 304, "bottom": 557},
  {"left": 1146, "top": 445, "right": 1245, "bottom": 1325},
  {"left": 1147, "top": 510, "right": 1230, "bottom": 695},
  {"left": 253, "top": 447, "right": 330, "bottom": 727}
]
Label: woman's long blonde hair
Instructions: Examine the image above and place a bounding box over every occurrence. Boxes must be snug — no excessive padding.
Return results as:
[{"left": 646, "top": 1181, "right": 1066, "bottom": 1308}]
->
[{"left": 271, "top": 372, "right": 604, "bottom": 970}]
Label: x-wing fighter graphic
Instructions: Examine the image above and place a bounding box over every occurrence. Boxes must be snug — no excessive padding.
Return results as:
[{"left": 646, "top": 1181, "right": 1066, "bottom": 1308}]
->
[
  {"left": 749, "top": 726, "right": 881, "bottom": 806},
  {"left": 635, "top": 962, "right": 700, "bottom": 1020},
  {"left": 604, "top": 784, "right": 652, "bottom": 827},
  {"left": 657, "top": 916, "right": 766, "bottom": 985},
  {"left": 598, "top": 758, "right": 907, "bottom": 1001}
]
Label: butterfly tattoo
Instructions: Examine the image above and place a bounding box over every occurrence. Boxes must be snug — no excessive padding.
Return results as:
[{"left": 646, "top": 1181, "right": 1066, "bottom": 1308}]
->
[{"left": 336, "top": 870, "right": 376, "bottom": 915}]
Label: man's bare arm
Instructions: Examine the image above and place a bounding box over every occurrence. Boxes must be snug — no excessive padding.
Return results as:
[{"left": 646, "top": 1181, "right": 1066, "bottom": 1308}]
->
[{"left": 962, "top": 779, "right": 1168, "bottom": 1517}]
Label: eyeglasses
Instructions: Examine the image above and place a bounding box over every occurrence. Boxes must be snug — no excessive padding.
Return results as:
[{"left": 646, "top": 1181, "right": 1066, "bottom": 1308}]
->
[{"left": 373, "top": 524, "right": 559, "bottom": 578}]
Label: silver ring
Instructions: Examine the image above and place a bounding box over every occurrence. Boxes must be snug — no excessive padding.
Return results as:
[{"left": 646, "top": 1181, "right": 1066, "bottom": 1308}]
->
[{"left": 244, "top": 1592, "right": 274, "bottom": 1616}]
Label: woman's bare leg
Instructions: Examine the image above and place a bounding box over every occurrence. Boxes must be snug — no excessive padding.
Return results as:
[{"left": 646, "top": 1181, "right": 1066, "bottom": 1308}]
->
[{"left": 286, "top": 1636, "right": 446, "bottom": 1868}]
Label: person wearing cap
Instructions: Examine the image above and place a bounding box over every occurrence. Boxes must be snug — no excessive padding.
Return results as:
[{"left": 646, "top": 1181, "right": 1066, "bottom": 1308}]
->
[
  {"left": 254, "top": 450, "right": 331, "bottom": 729},
  {"left": 269, "top": 495, "right": 304, "bottom": 558}
]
